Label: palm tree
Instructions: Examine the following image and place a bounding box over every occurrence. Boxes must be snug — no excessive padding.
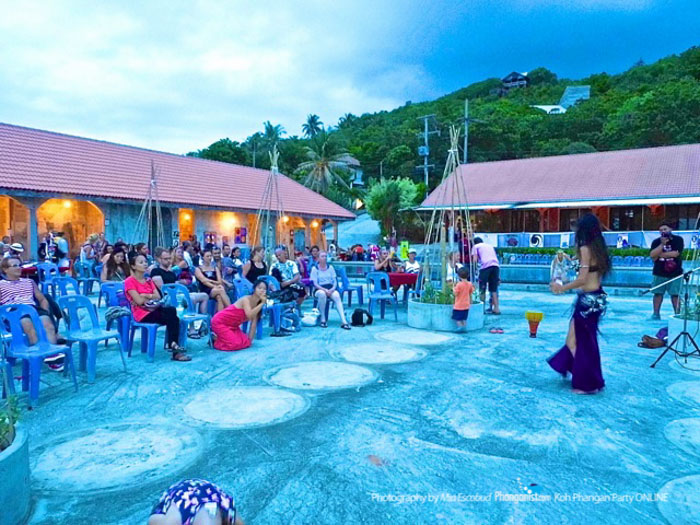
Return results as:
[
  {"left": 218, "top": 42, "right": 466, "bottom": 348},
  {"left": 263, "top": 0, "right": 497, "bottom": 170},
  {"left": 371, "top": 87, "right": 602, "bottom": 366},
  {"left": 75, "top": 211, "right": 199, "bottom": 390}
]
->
[
  {"left": 263, "top": 121, "right": 285, "bottom": 151},
  {"left": 302, "top": 114, "right": 323, "bottom": 138},
  {"left": 294, "top": 132, "right": 351, "bottom": 193},
  {"left": 338, "top": 113, "right": 356, "bottom": 128}
]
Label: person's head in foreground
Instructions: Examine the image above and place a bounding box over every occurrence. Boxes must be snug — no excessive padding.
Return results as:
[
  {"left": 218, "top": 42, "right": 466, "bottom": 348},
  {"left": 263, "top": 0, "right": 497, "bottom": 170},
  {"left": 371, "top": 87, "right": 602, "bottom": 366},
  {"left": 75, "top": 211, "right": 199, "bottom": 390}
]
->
[
  {"left": 659, "top": 220, "right": 674, "bottom": 237},
  {"left": 556, "top": 249, "right": 565, "bottom": 261},
  {"left": 408, "top": 249, "right": 417, "bottom": 263},
  {"left": 147, "top": 478, "right": 243, "bottom": 525},
  {"left": 253, "top": 278, "right": 268, "bottom": 301},
  {"left": 457, "top": 266, "right": 470, "bottom": 281},
  {"left": 575, "top": 213, "right": 610, "bottom": 276},
  {"left": 251, "top": 246, "right": 265, "bottom": 262}
]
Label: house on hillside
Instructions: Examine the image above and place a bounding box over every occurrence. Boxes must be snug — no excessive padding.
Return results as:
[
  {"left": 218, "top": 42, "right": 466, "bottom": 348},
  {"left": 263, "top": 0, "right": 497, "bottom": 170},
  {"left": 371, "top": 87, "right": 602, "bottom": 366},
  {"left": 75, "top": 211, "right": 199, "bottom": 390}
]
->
[{"left": 501, "top": 72, "right": 529, "bottom": 90}]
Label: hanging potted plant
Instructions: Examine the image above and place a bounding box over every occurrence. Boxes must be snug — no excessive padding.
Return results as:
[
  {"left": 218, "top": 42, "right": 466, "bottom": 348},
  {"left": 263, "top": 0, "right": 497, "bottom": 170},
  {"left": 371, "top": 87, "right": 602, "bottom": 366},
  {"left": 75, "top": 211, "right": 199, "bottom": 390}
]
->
[{"left": 0, "top": 350, "right": 32, "bottom": 524}]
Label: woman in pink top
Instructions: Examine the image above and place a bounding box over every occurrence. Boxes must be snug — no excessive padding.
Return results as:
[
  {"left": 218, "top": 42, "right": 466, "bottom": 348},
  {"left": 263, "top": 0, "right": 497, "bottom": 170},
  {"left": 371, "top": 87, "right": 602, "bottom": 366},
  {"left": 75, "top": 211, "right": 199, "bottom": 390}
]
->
[{"left": 124, "top": 254, "right": 191, "bottom": 361}]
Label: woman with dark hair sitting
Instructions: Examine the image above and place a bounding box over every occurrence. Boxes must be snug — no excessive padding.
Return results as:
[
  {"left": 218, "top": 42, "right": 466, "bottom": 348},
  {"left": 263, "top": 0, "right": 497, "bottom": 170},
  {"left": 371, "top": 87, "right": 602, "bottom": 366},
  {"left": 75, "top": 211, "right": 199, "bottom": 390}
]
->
[
  {"left": 101, "top": 249, "right": 130, "bottom": 282},
  {"left": 211, "top": 278, "right": 267, "bottom": 351},
  {"left": 549, "top": 213, "right": 610, "bottom": 394},
  {"left": 195, "top": 249, "right": 231, "bottom": 312},
  {"left": 124, "top": 254, "right": 190, "bottom": 361}
]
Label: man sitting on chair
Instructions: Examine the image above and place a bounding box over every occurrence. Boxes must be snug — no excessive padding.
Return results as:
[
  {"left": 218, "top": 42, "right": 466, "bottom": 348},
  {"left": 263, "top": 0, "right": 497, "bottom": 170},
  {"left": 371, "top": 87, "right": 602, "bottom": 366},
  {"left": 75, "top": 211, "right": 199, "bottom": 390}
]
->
[{"left": 271, "top": 246, "right": 306, "bottom": 308}]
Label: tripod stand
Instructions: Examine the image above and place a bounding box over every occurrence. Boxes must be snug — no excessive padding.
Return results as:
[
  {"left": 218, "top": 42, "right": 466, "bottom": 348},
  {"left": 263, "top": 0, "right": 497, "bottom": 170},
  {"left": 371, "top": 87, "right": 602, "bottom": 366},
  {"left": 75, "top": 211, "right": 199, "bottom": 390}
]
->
[{"left": 649, "top": 268, "right": 700, "bottom": 368}]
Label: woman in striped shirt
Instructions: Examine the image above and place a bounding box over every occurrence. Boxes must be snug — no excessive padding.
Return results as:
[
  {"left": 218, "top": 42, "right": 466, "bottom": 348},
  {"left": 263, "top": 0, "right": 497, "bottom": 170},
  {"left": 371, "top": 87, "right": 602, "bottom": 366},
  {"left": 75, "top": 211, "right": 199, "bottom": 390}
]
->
[{"left": 0, "top": 256, "right": 59, "bottom": 344}]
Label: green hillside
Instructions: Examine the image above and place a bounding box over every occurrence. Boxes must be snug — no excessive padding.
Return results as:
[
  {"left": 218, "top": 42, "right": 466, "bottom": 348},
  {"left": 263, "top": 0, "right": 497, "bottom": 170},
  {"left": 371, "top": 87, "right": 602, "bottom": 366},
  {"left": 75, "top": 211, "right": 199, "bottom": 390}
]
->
[{"left": 191, "top": 45, "right": 700, "bottom": 196}]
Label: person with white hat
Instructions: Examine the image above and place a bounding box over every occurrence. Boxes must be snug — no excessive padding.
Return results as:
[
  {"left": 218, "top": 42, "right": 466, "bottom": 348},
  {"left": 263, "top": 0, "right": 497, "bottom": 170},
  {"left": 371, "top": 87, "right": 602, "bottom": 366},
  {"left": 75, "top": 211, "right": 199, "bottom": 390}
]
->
[{"left": 6, "top": 242, "right": 25, "bottom": 263}]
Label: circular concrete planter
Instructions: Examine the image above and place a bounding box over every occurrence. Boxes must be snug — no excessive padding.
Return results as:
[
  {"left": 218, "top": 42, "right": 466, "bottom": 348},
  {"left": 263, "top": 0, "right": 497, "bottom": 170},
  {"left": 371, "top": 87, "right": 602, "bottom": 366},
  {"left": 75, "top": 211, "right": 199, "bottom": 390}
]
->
[
  {"left": 407, "top": 299, "right": 484, "bottom": 332},
  {"left": 0, "top": 425, "right": 31, "bottom": 525}
]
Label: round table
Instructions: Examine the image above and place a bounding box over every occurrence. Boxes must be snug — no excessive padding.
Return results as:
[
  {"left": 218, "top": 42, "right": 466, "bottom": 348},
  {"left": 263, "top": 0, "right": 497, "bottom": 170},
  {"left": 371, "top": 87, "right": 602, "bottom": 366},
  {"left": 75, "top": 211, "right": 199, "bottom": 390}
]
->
[{"left": 388, "top": 272, "right": 418, "bottom": 288}]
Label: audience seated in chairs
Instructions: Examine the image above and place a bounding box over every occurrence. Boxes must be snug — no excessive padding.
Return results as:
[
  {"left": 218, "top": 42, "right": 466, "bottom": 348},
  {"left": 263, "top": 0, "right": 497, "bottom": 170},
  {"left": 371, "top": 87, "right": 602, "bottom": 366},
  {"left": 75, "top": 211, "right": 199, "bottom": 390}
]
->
[
  {"left": 270, "top": 246, "right": 306, "bottom": 308},
  {"left": 124, "top": 253, "right": 191, "bottom": 361},
  {"left": 0, "top": 256, "right": 65, "bottom": 370},
  {"left": 195, "top": 249, "right": 231, "bottom": 312},
  {"left": 100, "top": 248, "right": 130, "bottom": 282},
  {"left": 310, "top": 251, "right": 350, "bottom": 330}
]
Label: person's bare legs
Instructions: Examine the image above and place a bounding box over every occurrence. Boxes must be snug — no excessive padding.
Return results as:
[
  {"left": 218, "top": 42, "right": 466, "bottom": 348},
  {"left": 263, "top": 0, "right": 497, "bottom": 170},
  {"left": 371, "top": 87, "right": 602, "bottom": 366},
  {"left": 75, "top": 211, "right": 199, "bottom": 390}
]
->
[
  {"left": 315, "top": 290, "right": 328, "bottom": 323},
  {"left": 190, "top": 292, "right": 209, "bottom": 314},
  {"left": 565, "top": 319, "right": 576, "bottom": 357},
  {"left": 671, "top": 295, "right": 680, "bottom": 314},
  {"left": 491, "top": 291, "right": 500, "bottom": 314},
  {"left": 20, "top": 317, "right": 39, "bottom": 345},
  {"left": 653, "top": 293, "right": 663, "bottom": 316},
  {"left": 329, "top": 290, "right": 348, "bottom": 325}
]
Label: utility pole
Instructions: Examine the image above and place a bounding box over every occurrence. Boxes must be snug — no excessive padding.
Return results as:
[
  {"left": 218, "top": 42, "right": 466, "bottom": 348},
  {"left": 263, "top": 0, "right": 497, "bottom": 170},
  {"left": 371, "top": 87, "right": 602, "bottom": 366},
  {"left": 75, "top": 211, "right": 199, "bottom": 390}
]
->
[
  {"left": 463, "top": 99, "right": 485, "bottom": 165},
  {"left": 417, "top": 114, "right": 439, "bottom": 198}
]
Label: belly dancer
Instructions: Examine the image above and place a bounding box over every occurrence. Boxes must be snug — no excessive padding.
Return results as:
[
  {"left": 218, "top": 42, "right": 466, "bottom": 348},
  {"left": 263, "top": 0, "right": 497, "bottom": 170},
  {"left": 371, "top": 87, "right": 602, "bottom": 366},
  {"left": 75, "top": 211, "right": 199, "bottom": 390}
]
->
[{"left": 549, "top": 213, "right": 611, "bottom": 394}]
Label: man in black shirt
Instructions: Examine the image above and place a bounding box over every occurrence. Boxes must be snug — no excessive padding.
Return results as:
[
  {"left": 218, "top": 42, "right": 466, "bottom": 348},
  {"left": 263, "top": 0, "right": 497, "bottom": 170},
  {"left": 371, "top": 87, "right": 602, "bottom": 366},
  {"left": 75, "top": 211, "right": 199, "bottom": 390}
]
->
[{"left": 650, "top": 221, "right": 684, "bottom": 320}]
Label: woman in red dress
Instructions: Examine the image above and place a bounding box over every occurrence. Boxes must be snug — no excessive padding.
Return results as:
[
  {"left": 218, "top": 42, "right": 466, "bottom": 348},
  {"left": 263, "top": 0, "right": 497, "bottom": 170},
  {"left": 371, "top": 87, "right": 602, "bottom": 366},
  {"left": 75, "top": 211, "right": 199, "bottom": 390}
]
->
[{"left": 212, "top": 279, "right": 268, "bottom": 351}]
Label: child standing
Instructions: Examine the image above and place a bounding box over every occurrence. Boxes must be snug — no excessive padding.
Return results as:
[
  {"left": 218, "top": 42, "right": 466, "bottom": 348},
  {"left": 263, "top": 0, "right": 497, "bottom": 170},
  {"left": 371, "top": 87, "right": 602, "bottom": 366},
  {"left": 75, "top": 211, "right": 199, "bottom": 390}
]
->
[{"left": 452, "top": 267, "right": 474, "bottom": 332}]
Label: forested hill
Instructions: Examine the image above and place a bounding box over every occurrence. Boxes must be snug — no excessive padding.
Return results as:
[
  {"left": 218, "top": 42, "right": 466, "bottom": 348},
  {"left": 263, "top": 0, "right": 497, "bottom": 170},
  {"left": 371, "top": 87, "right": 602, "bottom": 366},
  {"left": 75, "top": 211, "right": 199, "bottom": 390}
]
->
[
  {"left": 337, "top": 46, "right": 700, "bottom": 185},
  {"left": 192, "top": 46, "right": 700, "bottom": 190}
]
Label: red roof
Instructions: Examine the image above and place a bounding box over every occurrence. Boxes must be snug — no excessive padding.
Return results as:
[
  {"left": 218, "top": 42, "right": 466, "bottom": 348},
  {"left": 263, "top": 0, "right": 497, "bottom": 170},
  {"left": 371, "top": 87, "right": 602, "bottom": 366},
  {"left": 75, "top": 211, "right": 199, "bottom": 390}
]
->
[
  {"left": 0, "top": 123, "right": 355, "bottom": 220},
  {"left": 421, "top": 143, "right": 700, "bottom": 209}
]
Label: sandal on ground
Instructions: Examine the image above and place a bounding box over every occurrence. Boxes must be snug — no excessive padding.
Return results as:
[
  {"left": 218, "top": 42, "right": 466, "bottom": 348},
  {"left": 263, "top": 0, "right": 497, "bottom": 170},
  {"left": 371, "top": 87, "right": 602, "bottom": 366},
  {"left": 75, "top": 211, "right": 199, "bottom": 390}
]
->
[
  {"left": 320, "top": 322, "right": 328, "bottom": 328},
  {"left": 169, "top": 342, "right": 187, "bottom": 353},
  {"left": 341, "top": 324, "right": 351, "bottom": 330},
  {"left": 188, "top": 331, "right": 202, "bottom": 339},
  {"left": 172, "top": 351, "right": 192, "bottom": 362},
  {"left": 489, "top": 328, "right": 499, "bottom": 334}
]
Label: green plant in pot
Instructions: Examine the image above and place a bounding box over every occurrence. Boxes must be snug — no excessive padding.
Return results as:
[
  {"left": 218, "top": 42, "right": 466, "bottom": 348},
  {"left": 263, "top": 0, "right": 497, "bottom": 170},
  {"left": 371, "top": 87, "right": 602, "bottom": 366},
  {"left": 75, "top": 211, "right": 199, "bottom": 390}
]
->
[{"left": 0, "top": 364, "right": 19, "bottom": 452}]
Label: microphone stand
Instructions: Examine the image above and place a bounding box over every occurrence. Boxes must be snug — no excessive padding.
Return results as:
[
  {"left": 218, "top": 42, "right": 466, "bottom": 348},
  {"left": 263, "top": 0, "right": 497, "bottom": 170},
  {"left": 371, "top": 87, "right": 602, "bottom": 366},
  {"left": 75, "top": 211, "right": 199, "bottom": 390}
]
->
[{"left": 649, "top": 266, "right": 700, "bottom": 368}]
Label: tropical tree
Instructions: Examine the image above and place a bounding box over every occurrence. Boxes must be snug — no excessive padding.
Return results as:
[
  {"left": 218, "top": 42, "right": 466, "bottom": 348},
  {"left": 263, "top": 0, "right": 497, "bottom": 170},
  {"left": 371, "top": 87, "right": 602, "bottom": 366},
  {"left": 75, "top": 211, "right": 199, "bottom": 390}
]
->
[
  {"left": 365, "top": 177, "right": 419, "bottom": 236},
  {"left": 191, "top": 138, "right": 250, "bottom": 165},
  {"left": 302, "top": 114, "right": 323, "bottom": 138},
  {"left": 294, "top": 131, "right": 351, "bottom": 193},
  {"left": 338, "top": 113, "right": 357, "bottom": 128},
  {"left": 262, "top": 121, "right": 286, "bottom": 151}
]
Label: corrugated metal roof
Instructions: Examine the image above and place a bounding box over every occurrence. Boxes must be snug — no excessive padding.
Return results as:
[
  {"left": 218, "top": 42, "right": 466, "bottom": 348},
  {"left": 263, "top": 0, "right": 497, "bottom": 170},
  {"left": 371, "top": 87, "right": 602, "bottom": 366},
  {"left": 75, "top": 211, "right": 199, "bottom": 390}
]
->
[
  {"left": 421, "top": 144, "right": 700, "bottom": 209},
  {"left": 0, "top": 122, "right": 355, "bottom": 220}
]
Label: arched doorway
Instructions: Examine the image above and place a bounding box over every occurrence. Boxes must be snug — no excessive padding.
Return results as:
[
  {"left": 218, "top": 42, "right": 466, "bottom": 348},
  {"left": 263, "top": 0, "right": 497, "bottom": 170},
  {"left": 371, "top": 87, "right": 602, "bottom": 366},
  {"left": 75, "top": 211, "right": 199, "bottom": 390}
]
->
[
  {"left": 0, "top": 195, "right": 29, "bottom": 247},
  {"left": 37, "top": 199, "right": 104, "bottom": 258}
]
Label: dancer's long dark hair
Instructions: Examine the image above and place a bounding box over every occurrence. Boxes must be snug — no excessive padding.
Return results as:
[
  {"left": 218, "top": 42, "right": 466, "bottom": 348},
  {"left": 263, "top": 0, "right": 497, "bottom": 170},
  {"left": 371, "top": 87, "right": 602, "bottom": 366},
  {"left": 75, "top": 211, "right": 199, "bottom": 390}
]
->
[{"left": 575, "top": 213, "right": 610, "bottom": 276}]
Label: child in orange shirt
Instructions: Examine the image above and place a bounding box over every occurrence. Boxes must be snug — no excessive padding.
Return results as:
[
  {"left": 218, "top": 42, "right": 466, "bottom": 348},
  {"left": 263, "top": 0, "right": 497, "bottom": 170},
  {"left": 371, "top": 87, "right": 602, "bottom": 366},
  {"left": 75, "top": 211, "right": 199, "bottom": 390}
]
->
[{"left": 452, "top": 266, "right": 474, "bottom": 332}]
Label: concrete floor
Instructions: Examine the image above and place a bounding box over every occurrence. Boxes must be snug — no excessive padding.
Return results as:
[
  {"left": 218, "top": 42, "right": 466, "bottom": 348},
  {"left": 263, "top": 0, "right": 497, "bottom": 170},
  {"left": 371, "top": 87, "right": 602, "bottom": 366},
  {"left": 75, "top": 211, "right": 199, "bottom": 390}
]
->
[{"left": 16, "top": 289, "right": 700, "bottom": 524}]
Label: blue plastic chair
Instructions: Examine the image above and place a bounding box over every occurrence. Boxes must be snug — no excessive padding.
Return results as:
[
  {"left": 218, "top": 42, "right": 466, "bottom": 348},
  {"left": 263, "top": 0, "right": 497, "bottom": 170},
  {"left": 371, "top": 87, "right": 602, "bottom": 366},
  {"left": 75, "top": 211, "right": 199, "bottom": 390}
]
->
[
  {"left": 53, "top": 276, "right": 82, "bottom": 297},
  {"left": 94, "top": 263, "right": 103, "bottom": 279},
  {"left": 101, "top": 283, "right": 162, "bottom": 360},
  {"left": 161, "top": 284, "right": 213, "bottom": 347},
  {"left": 623, "top": 256, "right": 634, "bottom": 267},
  {"left": 98, "top": 281, "right": 124, "bottom": 309},
  {"left": 336, "top": 266, "right": 364, "bottom": 307},
  {"left": 36, "top": 262, "right": 60, "bottom": 298},
  {"left": 366, "top": 272, "right": 398, "bottom": 320},
  {"left": 0, "top": 304, "right": 78, "bottom": 407},
  {"left": 632, "top": 256, "right": 643, "bottom": 267},
  {"left": 612, "top": 255, "right": 624, "bottom": 266},
  {"left": 57, "top": 294, "right": 125, "bottom": 383},
  {"left": 0, "top": 326, "right": 15, "bottom": 398},
  {"left": 408, "top": 273, "right": 424, "bottom": 300},
  {"left": 74, "top": 261, "right": 100, "bottom": 295}
]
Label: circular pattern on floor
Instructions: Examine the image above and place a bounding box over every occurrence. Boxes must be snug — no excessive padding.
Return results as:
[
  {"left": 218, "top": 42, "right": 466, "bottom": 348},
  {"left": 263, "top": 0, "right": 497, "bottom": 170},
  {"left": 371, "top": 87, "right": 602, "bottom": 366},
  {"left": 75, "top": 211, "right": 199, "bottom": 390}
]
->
[
  {"left": 664, "top": 418, "right": 700, "bottom": 459},
  {"left": 264, "top": 361, "right": 378, "bottom": 391},
  {"left": 31, "top": 423, "right": 203, "bottom": 493},
  {"left": 376, "top": 328, "right": 454, "bottom": 346},
  {"left": 183, "top": 386, "right": 310, "bottom": 429},
  {"left": 667, "top": 381, "right": 700, "bottom": 407},
  {"left": 657, "top": 475, "right": 700, "bottom": 525},
  {"left": 667, "top": 358, "right": 700, "bottom": 376},
  {"left": 330, "top": 343, "right": 428, "bottom": 365}
]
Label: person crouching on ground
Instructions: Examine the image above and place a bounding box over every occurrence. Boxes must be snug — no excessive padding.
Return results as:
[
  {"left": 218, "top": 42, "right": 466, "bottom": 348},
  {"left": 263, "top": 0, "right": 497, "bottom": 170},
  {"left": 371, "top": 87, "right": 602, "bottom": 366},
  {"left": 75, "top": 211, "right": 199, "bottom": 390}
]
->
[
  {"left": 211, "top": 278, "right": 267, "bottom": 351},
  {"left": 452, "top": 266, "right": 474, "bottom": 333}
]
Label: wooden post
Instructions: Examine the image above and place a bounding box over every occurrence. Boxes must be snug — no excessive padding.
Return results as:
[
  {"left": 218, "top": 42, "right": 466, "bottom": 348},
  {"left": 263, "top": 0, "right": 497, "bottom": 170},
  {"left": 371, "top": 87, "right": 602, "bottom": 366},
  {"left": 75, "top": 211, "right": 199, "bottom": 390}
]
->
[
  {"left": 331, "top": 220, "right": 339, "bottom": 248},
  {"left": 305, "top": 222, "right": 311, "bottom": 251},
  {"left": 440, "top": 223, "right": 447, "bottom": 291}
]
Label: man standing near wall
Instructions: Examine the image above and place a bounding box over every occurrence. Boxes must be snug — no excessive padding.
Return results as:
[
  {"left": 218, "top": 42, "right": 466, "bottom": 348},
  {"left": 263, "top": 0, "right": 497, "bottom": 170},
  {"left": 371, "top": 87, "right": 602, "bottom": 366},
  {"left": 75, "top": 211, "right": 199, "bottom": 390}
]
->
[
  {"left": 471, "top": 237, "right": 501, "bottom": 315},
  {"left": 650, "top": 221, "right": 684, "bottom": 320}
]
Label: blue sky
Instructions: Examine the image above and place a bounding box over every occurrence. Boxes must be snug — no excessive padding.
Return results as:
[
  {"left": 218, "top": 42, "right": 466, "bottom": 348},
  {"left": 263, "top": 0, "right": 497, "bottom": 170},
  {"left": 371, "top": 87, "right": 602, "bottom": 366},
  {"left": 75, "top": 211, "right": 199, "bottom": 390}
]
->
[{"left": 0, "top": 0, "right": 697, "bottom": 153}]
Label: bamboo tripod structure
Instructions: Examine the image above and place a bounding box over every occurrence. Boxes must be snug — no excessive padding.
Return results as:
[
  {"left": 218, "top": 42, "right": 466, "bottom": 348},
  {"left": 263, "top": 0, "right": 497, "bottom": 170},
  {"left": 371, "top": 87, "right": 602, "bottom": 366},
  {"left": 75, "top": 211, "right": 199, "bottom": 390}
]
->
[
  {"left": 132, "top": 161, "right": 166, "bottom": 249},
  {"left": 421, "top": 125, "right": 478, "bottom": 299},
  {"left": 253, "top": 145, "right": 286, "bottom": 262}
]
